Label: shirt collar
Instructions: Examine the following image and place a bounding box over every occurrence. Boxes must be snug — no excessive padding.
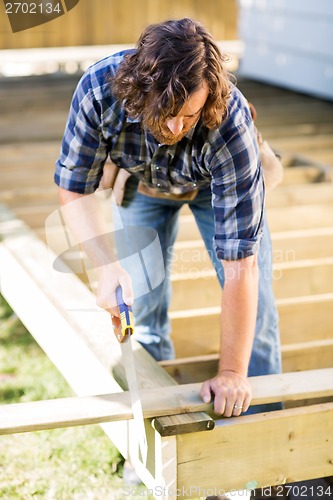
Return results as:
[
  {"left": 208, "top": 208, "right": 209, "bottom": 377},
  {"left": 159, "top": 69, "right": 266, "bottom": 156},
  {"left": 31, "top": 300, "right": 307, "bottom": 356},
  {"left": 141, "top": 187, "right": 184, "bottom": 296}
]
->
[{"left": 125, "top": 114, "right": 141, "bottom": 124}]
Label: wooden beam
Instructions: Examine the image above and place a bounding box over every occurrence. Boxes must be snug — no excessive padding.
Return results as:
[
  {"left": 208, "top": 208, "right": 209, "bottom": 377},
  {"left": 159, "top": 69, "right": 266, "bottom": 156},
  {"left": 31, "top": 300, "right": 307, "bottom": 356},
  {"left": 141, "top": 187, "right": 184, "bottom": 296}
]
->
[
  {"left": 0, "top": 204, "right": 212, "bottom": 479},
  {"left": 278, "top": 293, "right": 333, "bottom": 344},
  {"left": 176, "top": 203, "right": 333, "bottom": 243},
  {"left": 177, "top": 402, "right": 333, "bottom": 494},
  {"left": 161, "top": 335, "right": 333, "bottom": 382},
  {"left": 1, "top": 368, "right": 333, "bottom": 436},
  {"left": 169, "top": 257, "right": 333, "bottom": 311},
  {"left": 269, "top": 133, "right": 333, "bottom": 153},
  {"left": 266, "top": 203, "right": 333, "bottom": 232},
  {"left": 169, "top": 293, "right": 333, "bottom": 360},
  {"left": 172, "top": 227, "right": 333, "bottom": 272},
  {"left": 266, "top": 183, "right": 333, "bottom": 208},
  {"left": 271, "top": 227, "right": 333, "bottom": 261},
  {"left": 37, "top": 227, "right": 333, "bottom": 293},
  {"left": 282, "top": 339, "right": 333, "bottom": 372},
  {"left": 272, "top": 257, "right": 333, "bottom": 299}
]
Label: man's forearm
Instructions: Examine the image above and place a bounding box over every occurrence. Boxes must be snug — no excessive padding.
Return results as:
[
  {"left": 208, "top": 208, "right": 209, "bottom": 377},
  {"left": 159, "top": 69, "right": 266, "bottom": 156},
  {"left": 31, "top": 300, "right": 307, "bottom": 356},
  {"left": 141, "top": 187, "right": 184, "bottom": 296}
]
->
[
  {"left": 57, "top": 186, "right": 133, "bottom": 311},
  {"left": 58, "top": 186, "right": 118, "bottom": 269},
  {"left": 219, "top": 255, "right": 259, "bottom": 377}
]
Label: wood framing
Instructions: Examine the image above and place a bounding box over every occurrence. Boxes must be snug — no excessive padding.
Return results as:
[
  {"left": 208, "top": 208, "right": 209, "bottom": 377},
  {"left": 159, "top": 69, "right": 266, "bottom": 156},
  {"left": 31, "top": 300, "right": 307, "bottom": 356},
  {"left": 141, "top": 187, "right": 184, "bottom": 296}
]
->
[
  {"left": 1, "top": 201, "right": 333, "bottom": 498},
  {"left": 1, "top": 368, "right": 333, "bottom": 436},
  {"left": 177, "top": 402, "right": 333, "bottom": 495},
  {"left": 1, "top": 74, "right": 333, "bottom": 498}
]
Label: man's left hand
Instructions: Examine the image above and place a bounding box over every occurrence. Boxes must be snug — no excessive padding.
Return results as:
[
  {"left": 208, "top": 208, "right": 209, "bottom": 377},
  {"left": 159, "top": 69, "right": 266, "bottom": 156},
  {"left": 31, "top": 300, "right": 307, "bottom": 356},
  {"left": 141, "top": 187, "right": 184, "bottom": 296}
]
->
[{"left": 200, "top": 370, "right": 252, "bottom": 417}]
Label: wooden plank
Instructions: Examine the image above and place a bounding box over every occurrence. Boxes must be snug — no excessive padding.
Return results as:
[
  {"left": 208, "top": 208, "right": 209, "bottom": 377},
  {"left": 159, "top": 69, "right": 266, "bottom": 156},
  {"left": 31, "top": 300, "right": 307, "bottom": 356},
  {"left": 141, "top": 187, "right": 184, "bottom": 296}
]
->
[
  {"left": 282, "top": 340, "right": 333, "bottom": 372},
  {"left": 0, "top": 186, "right": 57, "bottom": 207},
  {"left": 177, "top": 204, "right": 333, "bottom": 243},
  {"left": 278, "top": 293, "right": 333, "bottom": 344},
  {"left": 0, "top": 206, "right": 163, "bottom": 467},
  {"left": 272, "top": 257, "right": 333, "bottom": 299},
  {"left": 161, "top": 334, "right": 333, "bottom": 383},
  {"left": 169, "top": 257, "right": 333, "bottom": 311},
  {"left": 169, "top": 293, "right": 333, "bottom": 359},
  {"left": 1, "top": 368, "right": 333, "bottom": 436},
  {"left": 177, "top": 402, "right": 333, "bottom": 494},
  {"left": 272, "top": 227, "right": 333, "bottom": 261},
  {"left": 267, "top": 183, "right": 333, "bottom": 208},
  {"left": 151, "top": 413, "right": 215, "bottom": 437},
  {"left": 269, "top": 134, "right": 333, "bottom": 153},
  {"left": 0, "top": 112, "right": 68, "bottom": 143},
  {"left": 281, "top": 166, "right": 331, "bottom": 185},
  {"left": 172, "top": 227, "right": 333, "bottom": 273},
  {"left": 0, "top": 204, "right": 213, "bottom": 469},
  {"left": 172, "top": 226, "right": 333, "bottom": 274},
  {"left": 267, "top": 203, "right": 333, "bottom": 231},
  {"left": 0, "top": 141, "right": 60, "bottom": 162},
  {"left": 256, "top": 122, "right": 333, "bottom": 141},
  {"left": 35, "top": 222, "right": 333, "bottom": 271},
  {"left": 9, "top": 204, "right": 61, "bottom": 230}
]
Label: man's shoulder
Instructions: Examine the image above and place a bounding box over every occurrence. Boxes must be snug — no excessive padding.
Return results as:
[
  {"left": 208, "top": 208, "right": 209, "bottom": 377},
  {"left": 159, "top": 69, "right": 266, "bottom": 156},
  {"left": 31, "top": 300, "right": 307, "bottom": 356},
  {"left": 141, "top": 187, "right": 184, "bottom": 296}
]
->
[
  {"left": 209, "top": 85, "right": 252, "bottom": 137},
  {"left": 226, "top": 84, "right": 252, "bottom": 126},
  {"left": 203, "top": 84, "right": 254, "bottom": 152},
  {"left": 83, "top": 48, "right": 136, "bottom": 101}
]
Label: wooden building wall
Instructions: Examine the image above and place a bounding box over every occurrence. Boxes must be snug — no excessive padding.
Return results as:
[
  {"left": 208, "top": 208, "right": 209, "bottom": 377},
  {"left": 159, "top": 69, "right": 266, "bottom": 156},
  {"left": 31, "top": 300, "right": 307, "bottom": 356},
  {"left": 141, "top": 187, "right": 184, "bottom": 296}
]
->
[{"left": 0, "top": 0, "right": 238, "bottom": 49}]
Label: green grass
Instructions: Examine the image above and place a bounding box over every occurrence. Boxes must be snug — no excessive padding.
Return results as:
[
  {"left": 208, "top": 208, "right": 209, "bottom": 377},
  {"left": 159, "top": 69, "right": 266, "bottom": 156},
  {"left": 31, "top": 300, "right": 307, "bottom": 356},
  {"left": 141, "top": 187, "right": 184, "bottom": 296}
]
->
[{"left": 0, "top": 295, "right": 153, "bottom": 499}]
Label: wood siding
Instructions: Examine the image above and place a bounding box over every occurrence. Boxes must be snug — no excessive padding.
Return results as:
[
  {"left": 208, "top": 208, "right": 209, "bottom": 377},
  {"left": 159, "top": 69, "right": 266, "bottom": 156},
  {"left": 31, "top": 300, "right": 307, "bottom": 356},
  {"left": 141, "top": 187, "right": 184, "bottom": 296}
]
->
[{"left": 0, "top": 0, "right": 238, "bottom": 49}]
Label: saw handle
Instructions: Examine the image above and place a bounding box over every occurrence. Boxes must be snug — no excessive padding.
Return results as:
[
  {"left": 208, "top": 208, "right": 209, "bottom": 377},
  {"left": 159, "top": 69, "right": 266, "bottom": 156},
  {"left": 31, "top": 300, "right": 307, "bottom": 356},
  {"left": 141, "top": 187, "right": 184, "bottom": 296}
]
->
[{"left": 115, "top": 286, "right": 134, "bottom": 343}]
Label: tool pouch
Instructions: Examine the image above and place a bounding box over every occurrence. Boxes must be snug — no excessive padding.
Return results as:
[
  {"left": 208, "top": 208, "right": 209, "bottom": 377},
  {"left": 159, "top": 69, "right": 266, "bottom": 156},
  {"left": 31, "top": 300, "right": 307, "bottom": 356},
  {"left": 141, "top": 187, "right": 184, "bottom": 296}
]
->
[
  {"left": 99, "top": 160, "right": 132, "bottom": 205},
  {"left": 248, "top": 101, "right": 284, "bottom": 192}
]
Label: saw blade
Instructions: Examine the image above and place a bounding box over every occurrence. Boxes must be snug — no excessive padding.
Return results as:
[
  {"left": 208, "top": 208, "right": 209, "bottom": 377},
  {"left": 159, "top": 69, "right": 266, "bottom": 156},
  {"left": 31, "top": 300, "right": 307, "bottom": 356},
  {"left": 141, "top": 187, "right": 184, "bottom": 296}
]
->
[{"left": 121, "top": 339, "right": 148, "bottom": 465}]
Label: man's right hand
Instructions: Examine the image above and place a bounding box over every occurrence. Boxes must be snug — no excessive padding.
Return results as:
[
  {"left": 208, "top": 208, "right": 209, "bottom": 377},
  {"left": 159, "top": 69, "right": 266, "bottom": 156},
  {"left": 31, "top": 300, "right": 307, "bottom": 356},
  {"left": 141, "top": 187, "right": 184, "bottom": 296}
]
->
[{"left": 96, "top": 263, "right": 134, "bottom": 326}]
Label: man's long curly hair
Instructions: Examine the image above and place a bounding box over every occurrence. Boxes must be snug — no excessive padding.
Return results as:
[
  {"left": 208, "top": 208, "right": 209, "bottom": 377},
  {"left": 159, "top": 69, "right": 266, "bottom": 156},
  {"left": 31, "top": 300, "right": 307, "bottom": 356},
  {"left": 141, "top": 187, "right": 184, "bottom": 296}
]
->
[{"left": 111, "top": 18, "right": 231, "bottom": 131}]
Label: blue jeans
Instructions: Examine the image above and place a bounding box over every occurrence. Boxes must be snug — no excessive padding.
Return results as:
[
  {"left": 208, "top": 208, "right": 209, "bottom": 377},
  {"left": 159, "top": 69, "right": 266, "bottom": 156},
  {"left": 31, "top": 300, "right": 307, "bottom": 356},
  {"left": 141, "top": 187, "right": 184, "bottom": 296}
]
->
[{"left": 113, "top": 177, "right": 282, "bottom": 413}]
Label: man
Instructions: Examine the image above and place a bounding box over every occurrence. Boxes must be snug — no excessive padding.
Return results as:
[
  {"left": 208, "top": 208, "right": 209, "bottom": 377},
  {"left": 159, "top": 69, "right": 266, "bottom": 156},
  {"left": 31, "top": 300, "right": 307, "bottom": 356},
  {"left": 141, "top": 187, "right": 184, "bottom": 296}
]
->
[{"left": 55, "top": 18, "right": 282, "bottom": 417}]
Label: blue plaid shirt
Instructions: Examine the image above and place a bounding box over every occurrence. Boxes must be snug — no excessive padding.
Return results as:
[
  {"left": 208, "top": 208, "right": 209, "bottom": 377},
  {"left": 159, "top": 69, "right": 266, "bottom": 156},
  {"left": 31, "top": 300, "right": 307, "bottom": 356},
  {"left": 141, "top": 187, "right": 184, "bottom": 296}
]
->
[{"left": 55, "top": 50, "right": 264, "bottom": 260}]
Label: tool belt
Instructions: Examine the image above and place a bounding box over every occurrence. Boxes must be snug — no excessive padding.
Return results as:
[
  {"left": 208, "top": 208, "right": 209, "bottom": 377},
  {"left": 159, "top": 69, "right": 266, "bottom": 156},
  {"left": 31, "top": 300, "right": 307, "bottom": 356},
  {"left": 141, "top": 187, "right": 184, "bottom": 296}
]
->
[
  {"left": 99, "top": 161, "right": 198, "bottom": 205},
  {"left": 137, "top": 181, "right": 198, "bottom": 201}
]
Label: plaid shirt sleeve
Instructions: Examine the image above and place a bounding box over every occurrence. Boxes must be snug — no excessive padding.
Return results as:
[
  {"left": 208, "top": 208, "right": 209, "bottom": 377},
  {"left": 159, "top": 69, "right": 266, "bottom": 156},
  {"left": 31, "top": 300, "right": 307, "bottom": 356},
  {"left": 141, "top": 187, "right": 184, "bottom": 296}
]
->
[
  {"left": 209, "top": 108, "right": 265, "bottom": 261},
  {"left": 54, "top": 69, "right": 109, "bottom": 194}
]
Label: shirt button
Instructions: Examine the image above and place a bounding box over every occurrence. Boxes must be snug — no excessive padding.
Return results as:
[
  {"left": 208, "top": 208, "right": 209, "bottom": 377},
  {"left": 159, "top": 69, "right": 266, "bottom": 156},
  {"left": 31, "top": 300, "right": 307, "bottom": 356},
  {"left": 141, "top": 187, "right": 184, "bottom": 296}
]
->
[
  {"left": 156, "top": 166, "right": 161, "bottom": 170},
  {"left": 193, "top": 183, "right": 197, "bottom": 187},
  {"left": 156, "top": 183, "right": 161, "bottom": 187}
]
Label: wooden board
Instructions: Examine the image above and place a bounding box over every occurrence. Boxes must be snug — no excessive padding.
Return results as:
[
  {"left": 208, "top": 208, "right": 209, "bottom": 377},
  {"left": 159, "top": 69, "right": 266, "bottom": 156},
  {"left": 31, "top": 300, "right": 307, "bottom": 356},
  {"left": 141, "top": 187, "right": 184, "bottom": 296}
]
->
[
  {"left": 177, "top": 402, "right": 333, "bottom": 495},
  {"left": 1, "top": 368, "right": 333, "bottom": 435},
  {"left": 1, "top": 74, "right": 333, "bottom": 496},
  {"left": 169, "top": 257, "right": 333, "bottom": 311},
  {"left": 176, "top": 203, "right": 333, "bottom": 242},
  {"left": 267, "top": 183, "right": 333, "bottom": 208},
  {"left": 173, "top": 226, "right": 333, "bottom": 272},
  {"left": 0, "top": 204, "right": 212, "bottom": 487},
  {"left": 170, "top": 293, "right": 333, "bottom": 353}
]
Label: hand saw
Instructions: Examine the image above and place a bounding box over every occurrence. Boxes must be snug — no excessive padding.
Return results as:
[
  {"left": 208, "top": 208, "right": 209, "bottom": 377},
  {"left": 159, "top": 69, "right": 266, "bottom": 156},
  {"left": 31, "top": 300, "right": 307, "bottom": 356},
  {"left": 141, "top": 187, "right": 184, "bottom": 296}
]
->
[{"left": 115, "top": 286, "right": 148, "bottom": 465}]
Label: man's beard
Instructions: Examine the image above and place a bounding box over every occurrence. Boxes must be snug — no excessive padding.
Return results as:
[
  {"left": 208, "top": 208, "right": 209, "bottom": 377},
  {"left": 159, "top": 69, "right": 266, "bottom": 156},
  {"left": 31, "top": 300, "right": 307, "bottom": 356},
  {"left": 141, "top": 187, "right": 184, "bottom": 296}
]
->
[
  {"left": 150, "top": 129, "right": 187, "bottom": 145},
  {"left": 146, "top": 121, "right": 198, "bottom": 146}
]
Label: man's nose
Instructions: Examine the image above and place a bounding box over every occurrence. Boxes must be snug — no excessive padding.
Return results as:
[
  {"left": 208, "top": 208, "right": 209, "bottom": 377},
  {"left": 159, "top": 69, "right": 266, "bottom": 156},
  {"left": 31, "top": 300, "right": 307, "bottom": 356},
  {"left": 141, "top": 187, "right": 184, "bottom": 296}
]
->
[{"left": 166, "top": 117, "right": 184, "bottom": 135}]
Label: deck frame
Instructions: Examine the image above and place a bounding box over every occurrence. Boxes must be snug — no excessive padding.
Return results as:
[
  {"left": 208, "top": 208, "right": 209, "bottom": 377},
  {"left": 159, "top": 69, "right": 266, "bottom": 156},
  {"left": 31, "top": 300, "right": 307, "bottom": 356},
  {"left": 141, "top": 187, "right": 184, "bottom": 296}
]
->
[{"left": 1, "top": 203, "right": 333, "bottom": 498}]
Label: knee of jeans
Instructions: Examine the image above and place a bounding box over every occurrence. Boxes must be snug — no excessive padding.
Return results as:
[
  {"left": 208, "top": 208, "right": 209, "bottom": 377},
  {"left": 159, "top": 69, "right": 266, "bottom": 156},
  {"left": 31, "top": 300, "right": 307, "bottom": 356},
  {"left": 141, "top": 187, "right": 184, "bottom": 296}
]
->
[
  {"left": 133, "top": 286, "right": 167, "bottom": 320},
  {"left": 138, "top": 338, "right": 174, "bottom": 362}
]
